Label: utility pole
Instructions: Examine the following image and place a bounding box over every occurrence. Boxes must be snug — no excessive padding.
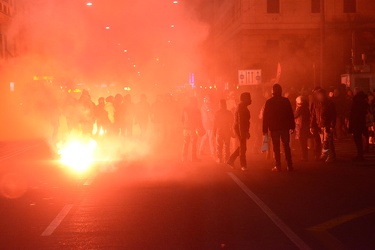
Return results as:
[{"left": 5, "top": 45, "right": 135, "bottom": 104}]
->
[{"left": 320, "top": 0, "right": 325, "bottom": 87}]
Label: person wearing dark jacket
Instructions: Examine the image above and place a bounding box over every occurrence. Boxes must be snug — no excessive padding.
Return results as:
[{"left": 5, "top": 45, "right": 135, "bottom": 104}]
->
[
  {"left": 263, "top": 84, "right": 295, "bottom": 171},
  {"left": 310, "top": 87, "right": 323, "bottom": 160},
  {"left": 349, "top": 89, "right": 369, "bottom": 161},
  {"left": 214, "top": 99, "right": 234, "bottom": 163},
  {"left": 227, "top": 92, "right": 252, "bottom": 171},
  {"left": 294, "top": 96, "right": 310, "bottom": 161},
  {"left": 182, "top": 97, "right": 204, "bottom": 162},
  {"left": 310, "top": 89, "right": 336, "bottom": 163}
]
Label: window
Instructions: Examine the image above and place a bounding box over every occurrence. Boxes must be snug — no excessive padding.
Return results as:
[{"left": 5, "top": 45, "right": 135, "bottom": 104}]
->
[
  {"left": 343, "top": 0, "right": 356, "bottom": 13},
  {"left": 267, "top": 0, "right": 280, "bottom": 13},
  {"left": 311, "top": 0, "right": 321, "bottom": 13}
]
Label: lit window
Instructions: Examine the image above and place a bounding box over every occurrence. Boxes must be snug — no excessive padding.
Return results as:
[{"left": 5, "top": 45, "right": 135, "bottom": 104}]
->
[
  {"left": 343, "top": 0, "right": 356, "bottom": 13},
  {"left": 267, "top": 0, "right": 280, "bottom": 13}
]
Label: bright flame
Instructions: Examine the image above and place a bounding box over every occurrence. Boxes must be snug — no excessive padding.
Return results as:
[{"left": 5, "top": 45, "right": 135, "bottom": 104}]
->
[{"left": 58, "top": 138, "right": 97, "bottom": 173}]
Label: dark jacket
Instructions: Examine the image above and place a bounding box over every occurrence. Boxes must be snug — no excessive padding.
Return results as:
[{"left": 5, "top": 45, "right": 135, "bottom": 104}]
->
[
  {"left": 263, "top": 95, "right": 295, "bottom": 134},
  {"left": 233, "top": 102, "right": 250, "bottom": 139},
  {"left": 310, "top": 99, "right": 336, "bottom": 130},
  {"left": 349, "top": 92, "right": 368, "bottom": 133},
  {"left": 294, "top": 103, "right": 310, "bottom": 139},
  {"left": 214, "top": 108, "right": 233, "bottom": 137}
]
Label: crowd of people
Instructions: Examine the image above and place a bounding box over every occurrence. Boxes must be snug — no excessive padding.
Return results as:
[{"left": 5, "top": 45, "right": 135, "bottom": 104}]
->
[
  {"left": 43, "top": 81, "right": 375, "bottom": 171},
  {"left": 181, "top": 83, "right": 375, "bottom": 171}
]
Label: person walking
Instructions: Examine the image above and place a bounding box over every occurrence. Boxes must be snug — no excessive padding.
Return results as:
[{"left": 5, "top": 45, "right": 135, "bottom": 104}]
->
[
  {"left": 213, "top": 99, "right": 234, "bottom": 164},
  {"left": 310, "top": 89, "right": 337, "bottom": 163},
  {"left": 182, "top": 97, "right": 204, "bottom": 163},
  {"left": 227, "top": 92, "right": 252, "bottom": 171},
  {"left": 294, "top": 96, "right": 310, "bottom": 161},
  {"left": 199, "top": 96, "right": 215, "bottom": 157},
  {"left": 263, "top": 84, "right": 295, "bottom": 171},
  {"left": 349, "top": 89, "right": 369, "bottom": 161}
]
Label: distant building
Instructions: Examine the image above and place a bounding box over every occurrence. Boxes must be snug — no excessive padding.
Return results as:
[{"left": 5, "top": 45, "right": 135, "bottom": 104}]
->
[
  {"left": 0, "top": 0, "right": 17, "bottom": 60},
  {"left": 211, "top": 0, "right": 375, "bottom": 88}
]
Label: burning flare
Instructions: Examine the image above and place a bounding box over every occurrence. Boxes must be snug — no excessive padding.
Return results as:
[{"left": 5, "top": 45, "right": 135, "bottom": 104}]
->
[{"left": 57, "top": 134, "right": 97, "bottom": 174}]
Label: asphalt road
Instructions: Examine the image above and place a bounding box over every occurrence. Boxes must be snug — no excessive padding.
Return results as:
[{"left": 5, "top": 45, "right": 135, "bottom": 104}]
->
[{"left": 1, "top": 138, "right": 375, "bottom": 250}]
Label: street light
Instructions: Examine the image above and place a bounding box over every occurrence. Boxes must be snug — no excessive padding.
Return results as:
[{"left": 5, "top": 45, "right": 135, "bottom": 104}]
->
[{"left": 86, "top": 2, "right": 93, "bottom": 6}]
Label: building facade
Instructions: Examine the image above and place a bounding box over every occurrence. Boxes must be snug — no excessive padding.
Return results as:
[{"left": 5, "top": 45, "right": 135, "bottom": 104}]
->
[
  {"left": 211, "top": 0, "right": 375, "bottom": 88},
  {"left": 0, "top": 0, "right": 17, "bottom": 60}
]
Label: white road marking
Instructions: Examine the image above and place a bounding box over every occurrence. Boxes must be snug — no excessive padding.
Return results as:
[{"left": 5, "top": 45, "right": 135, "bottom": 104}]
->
[
  {"left": 228, "top": 172, "right": 312, "bottom": 250},
  {"left": 0, "top": 144, "right": 40, "bottom": 162},
  {"left": 41, "top": 204, "right": 74, "bottom": 236}
]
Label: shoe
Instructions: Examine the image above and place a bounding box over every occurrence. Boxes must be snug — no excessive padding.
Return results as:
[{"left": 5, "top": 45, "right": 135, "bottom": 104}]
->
[
  {"left": 241, "top": 166, "right": 248, "bottom": 171},
  {"left": 272, "top": 166, "right": 281, "bottom": 172},
  {"left": 227, "top": 161, "right": 235, "bottom": 169}
]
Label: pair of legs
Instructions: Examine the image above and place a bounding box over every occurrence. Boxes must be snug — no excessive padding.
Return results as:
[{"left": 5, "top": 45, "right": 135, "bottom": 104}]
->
[
  {"left": 227, "top": 136, "right": 247, "bottom": 168},
  {"left": 216, "top": 134, "right": 231, "bottom": 163},
  {"left": 271, "top": 130, "right": 292, "bottom": 170},
  {"left": 312, "top": 129, "right": 322, "bottom": 160},
  {"left": 199, "top": 129, "right": 215, "bottom": 156},
  {"left": 353, "top": 130, "right": 369, "bottom": 159},
  {"left": 320, "top": 128, "right": 336, "bottom": 162},
  {"left": 182, "top": 129, "right": 198, "bottom": 162},
  {"left": 299, "top": 135, "right": 308, "bottom": 161}
]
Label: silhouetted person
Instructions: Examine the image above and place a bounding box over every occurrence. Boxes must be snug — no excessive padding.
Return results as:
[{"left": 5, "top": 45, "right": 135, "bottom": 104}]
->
[
  {"left": 78, "top": 90, "right": 95, "bottom": 135},
  {"left": 199, "top": 96, "right": 215, "bottom": 157},
  {"left": 227, "top": 92, "right": 252, "bottom": 171},
  {"left": 182, "top": 97, "right": 203, "bottom": 163},
  {"left": 214, "top": 99, "right": 234, "bottom": 163},
  {"left": 263, "top": 84, "right": 295, "bottom": 171},
  {"left": 94, "top": 97, "right": 109, "bottom": 135},
  {"left": 349, "top": 89, "right": 369, "bottom": 161},
  {"left": 294, "top": 96, "right": 310, "bottom": 161},
  {"left": 135, "top": 94, "right": 151, "bottom": 138},
  {"left": 114, "top": 94, "right": 123, "bottom": 136},
  {"left": 105, "top": 96, "right": 116, "bottom": 135},
  {"left": 122, "top": 94, "right": 135, "bottom": 137},
  {"left": 310, "top": 87, "right": 323, "bottom": 160},
  {"left": 310, "top": 89, "right": 336, "bottom": 163}
]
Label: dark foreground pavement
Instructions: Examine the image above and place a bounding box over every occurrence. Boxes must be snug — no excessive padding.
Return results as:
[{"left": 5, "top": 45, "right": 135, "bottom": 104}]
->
[{"left": 1, "top": 139, "right": 375, "bottom": 249}]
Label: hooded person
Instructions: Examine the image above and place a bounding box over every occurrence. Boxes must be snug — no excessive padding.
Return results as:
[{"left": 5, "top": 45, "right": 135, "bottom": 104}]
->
[
  {"left": 263, "top": 84, "right": 295, "bottom": 171},
  {"left": 227, "top": 92, "right": 252, "bottom": 171}
]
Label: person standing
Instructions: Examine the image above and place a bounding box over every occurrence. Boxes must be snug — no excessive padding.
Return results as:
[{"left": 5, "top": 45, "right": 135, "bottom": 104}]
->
[
  {"left": 294, "top": 96, "right": 310, "bottom": 161},
  {"left": 135, "top": 94, "right": 151, "bottom": 138},
  {"left": 310, "top": 89, "right": 337, "bottom": 163},
  {"left": 263, "top": 84, "right": 295, "bottom": 172},
  {"left": 349, "top": 89, "right": 369, "bottom": 161},
  {"left": 199, "top": 96, "right": 215, "bottom": 157},
  {"left": 182, "top": 97, "right": 204, "bottom": 163},
  {"left": 227, "top": 92, "right": 252, "bottom": 171},
  {"left": 213, "top": 99, "right": 234, "bottom": 164}
]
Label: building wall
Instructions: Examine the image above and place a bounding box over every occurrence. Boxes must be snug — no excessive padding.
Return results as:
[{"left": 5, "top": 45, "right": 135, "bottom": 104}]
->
[
  {"left": 212, "top": 0, "right": 375, "bottom": 88},
  {"left": 0, "top": 0, "right": 17, "bottom": 60}
]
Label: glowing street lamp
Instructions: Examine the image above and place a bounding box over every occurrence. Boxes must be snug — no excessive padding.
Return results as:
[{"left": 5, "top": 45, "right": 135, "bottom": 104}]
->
[
  {"left": 173, "top": 1, "right": 178, "bottom": 4},
  {"left": 105, "top": 26, "right": 110, "bottom": 30},
  {"left": 86, "top": 2, "right": 93, "bottom": 6}
]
